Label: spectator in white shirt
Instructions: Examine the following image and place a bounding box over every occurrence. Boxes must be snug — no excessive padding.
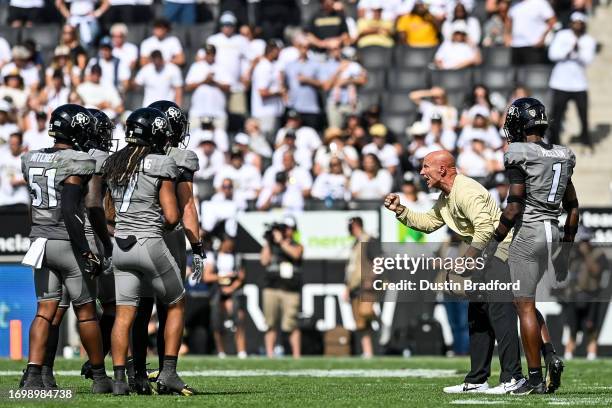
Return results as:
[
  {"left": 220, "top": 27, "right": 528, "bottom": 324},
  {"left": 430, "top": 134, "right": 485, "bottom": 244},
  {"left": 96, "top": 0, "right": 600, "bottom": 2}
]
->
[
  {"left": 0, "top": 101, "right": 20, "bottom": 143},
  {"left": 213, "top": 149, "right": 262, "bottom": 200},
  {"left": 434, "top": 21, "right": 482, "bottom": 70},
  {"left": 77, "top": 64, "right": 124, "bottom": 119},
  {"left": 407, "top": 121, "right": 443, "bottom": 170},
  {"left": 361, "top": 124, "right": 399, "bottom": 174},
  {"left": 548, "top": 12, "right": 596, "bottom": 149},
  {"left": 457, "top": 106, "right": 503, "bottom": 151},
  {"left": 274, "top": 110, "right": 322, "bottom": 156},
  {"left": 206, "top": 12, "right": 249, "bottom": 118},
  {"left": 185, "top": 44, "right": 231, "bottom": 131},
  {"left": 410, "top": 86, "right": 458, "bottom": 130},
  {"left": 232, "top": 132, "right": 264, "bottom": 172},
  {"left": 508, "top": 0, "right": 556, "bottom": 65},
  {"left": 313, "top": 127, "right": 359, "bottom": 176},
  {"left": 441, "top": 2, "right": 481, "bottom": 44},
  {"left": 134, "top": 50, "right": 183, "bottom": 107},
  {"left": 457, "top": 136, "right": 502, "bottom": 180},
  {"left": 194, "top": 133, "right": 226, "bottom": 181},
  {"left": 139, "top": 18, "right": 185, "bottom": 66},
  {"left": 251, "top": 40, "right": 285, "bottom": 138},
  {"left": 240, "top": 24, "right": 266, "bottom": 62},
  {"left": 272, "top": 130, "right": 313, "bottom": 171},
  {"left": 243, "top": 117, "right": 273, "bottom": 160},
  {"left": 110, "top": 23, "right": 139, "bottom": 71},
  {"left": 311, "top": 156, "right": 350, "bottom": 202},
  {"left": 188, "top": 116, "right": 229, "bottom": 153},
  {"left": 1, "top": 46, "right": 39, "bottom": 92},
  {"left": 262, "top": 150, "right": 312, "bottom": 197},
  {"left": 256, "top": 170, "right": 304, "bottom": 212},
  {"left": 349, "top": 153, "right": 393, "bottom": 200},
  {"left": 55, "top": 0, "right": 109, "bottom": 47},
  {"left": 0, "top": 73, "right": 28, "bottom": 112},
  {"left": 40, "top": 70, "right": 71, "bottom": 112},
  {"left": 201, "top": 179, "right": 245, "bottom": 238},
  {"left": 0, "top": 132, "right": 29, "bottom": 206},
  {"left": 425, "top": 113, "right": 457, "bottom": 152},
  {"left": 488, "top": 172, "right": 509, "bottom": 209},
  {"left": 23, "top": 111, "right": 53, "bottom": 151},
  {"left": 86, "top": 36, "right": 131, "bottom": 92}
]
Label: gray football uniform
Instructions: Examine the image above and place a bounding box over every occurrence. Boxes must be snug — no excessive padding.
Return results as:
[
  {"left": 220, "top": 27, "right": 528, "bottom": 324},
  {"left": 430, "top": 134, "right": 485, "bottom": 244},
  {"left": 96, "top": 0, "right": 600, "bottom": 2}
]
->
[
  {"left": 109, "top": 154, "right": 185, "bottom": 306},
  {"left": 22, "top": 148, "right": 97, "bottom": 306},
  {"left": 163, "top": 147, "right": 199, "bottom": 279},
  {"left": 504, "top": 142, "right": 576, "bottom": 297}
]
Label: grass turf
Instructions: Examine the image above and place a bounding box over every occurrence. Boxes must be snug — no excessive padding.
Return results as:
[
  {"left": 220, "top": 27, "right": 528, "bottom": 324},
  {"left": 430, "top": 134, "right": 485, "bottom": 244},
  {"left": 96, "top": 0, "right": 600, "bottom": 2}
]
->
[{"left": 1, "top": 356, "right": 611, "bottom": 407}]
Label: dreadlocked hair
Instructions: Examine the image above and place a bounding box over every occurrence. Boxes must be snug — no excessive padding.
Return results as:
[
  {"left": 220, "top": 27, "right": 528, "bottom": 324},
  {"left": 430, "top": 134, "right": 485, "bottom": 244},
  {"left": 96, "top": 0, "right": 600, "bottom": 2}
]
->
[{"left": 103, "top": 145, "right": 151, "bottom": 187}]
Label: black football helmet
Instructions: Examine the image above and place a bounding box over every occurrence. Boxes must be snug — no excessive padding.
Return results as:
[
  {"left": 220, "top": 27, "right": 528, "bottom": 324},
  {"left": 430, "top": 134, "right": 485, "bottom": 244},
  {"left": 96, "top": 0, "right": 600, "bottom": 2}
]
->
[
  {"left": 87, "top": 108, "right": 115, "bottom": 152},
  {"left": 503, "top": 97, "right": 548, "bottom": 143},
  {"left": 124, "top": 108, "right": 172, "bottom": 153},
  {"left": 148, "top": 100, "right": 188, "bottom": 147},
  {"left": 48, "top": 104, "right": 95, "bottom": 151}
]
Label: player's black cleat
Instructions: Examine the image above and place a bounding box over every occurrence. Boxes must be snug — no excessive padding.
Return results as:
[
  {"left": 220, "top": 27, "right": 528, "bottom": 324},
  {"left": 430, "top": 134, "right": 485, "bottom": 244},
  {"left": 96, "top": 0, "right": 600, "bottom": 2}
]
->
[
  {"left": 20, "top": 370, "right": 44, "bottom": 390},
  {"left": 18, "top": 369, "right": 26, "bottom": 388},
  {"left": 41, "top": 366, "right": 58, "bottom": 390},
  {"left": 112, "top": 379, "right": 130, "bottom": 396},
  {"left": 81, "top": 360, "right": 93, "bottom": 380},
  {"left": 92, "top": 376, "right": 113, "bottom": 394},
  {"left": 156, "top": 372, "right": 196, "bottom": 396},
  {"left": 510, "top": 381, "right": 546, "bottom": 395},
  {"left": 545, "top": 354, "right": 564, "bottom": 394},
  {"left": 131, "top": 374, "right": 153, "bottom": 395}
]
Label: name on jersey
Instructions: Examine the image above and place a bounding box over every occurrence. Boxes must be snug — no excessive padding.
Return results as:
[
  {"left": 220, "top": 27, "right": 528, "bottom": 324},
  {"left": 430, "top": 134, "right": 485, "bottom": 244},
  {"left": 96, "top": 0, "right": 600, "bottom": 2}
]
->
[
  {"left": 30, "top": 152, "right": 57, "bottom": 163},
  {"left": 539, "top": 147, "right": 566, "bottom": 159}
]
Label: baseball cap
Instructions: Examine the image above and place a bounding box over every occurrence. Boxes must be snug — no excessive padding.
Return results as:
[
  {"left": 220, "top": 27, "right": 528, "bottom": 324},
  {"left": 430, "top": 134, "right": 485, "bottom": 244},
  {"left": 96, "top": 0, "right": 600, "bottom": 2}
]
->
[
  {"left": 199, "top": 132, "right": 215, "bottom": 144},
  {"left": 570, "top": 11, "right": 588, "bottom": 23},
  {"left": 234, "top": 132, "right": 250, "bottom": 146},
  {"left": 324, "top": 127, "right": 344, "bottom": 142},
  {"left": 220, "top": 11, "right": 237, "bottom": 26},
  {"left": 408, "top": 121, "right": 429, "bottom": 137},
  {"left": 99, "top": 36, "right": 112, "bottom": 49},
  {"left": 12, "top": 45, "right": 31, "bottom": 60},
  {"left": 54, "top": 45, "right": 70, "bottom": 57},
  {"left": 451, "top": 20, "right": 468, "bottom": 34},
  {"left": 369, "top": 123, "right": 388, "bottom": 137},
  {"left": 283, "top": 215, "right": 297, "bottom": 229},
  {"left": 0, "top": 100, "right": 11, "bottom": 112},
  {"left": 200, "top": 116, "right": 214, "bottom": 128},
  {"left": 468, "top": 105, "right": 490, "bottom": 119},
  {"left": 286, "top": 109, "right": 301, "bottom": 121},
  {"left": 369, "top": 0, "right": 383, "bottom": 9},
  {"left": 430, "top": 112, "right": 443, "bottom": 123},
  {"left": 341, "top": 46, "right": 357, "bottom": 60}
]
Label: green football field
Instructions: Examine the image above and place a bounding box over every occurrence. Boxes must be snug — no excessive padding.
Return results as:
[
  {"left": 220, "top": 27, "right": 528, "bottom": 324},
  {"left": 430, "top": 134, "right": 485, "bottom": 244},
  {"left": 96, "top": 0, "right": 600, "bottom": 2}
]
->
[{"left": 1, "top": 356, "right": 611, "bottom": 407}]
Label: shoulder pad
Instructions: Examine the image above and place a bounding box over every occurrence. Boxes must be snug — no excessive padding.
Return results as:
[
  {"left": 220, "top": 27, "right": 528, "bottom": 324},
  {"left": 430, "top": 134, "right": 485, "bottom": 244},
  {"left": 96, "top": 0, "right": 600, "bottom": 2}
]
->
[
  {"left": 504, "top": 143, "right": 528, "bottom": 171},
  {"left": 167, "top": 147, "right": 200, "bottom": 173},
  {"left": 142, "top": 154, "right": 178, "bottom": 179},
  {"left": 88, "top": 149, "right": 110, "bottom": 174},
  {"left": 58, "top": 150, "right": 96, "bottom": 179}
]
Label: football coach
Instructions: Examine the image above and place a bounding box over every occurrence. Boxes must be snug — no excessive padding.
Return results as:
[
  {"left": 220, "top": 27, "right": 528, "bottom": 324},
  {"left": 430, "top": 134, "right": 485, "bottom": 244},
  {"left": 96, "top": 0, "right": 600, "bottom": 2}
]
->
[{"left": 384, "top": 150, "right": 524, "bottom": 394}]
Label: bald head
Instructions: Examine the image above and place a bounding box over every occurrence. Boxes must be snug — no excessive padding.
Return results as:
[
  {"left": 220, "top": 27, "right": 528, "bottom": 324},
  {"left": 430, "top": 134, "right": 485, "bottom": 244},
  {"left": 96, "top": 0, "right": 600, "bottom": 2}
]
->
[{"left": 420, "top": 150, "right": 458, "bottom": 193}]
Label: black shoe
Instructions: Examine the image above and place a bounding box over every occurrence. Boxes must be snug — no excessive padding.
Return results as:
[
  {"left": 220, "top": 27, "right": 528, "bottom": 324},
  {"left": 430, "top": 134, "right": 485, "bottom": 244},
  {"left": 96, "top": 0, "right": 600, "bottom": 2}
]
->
[
  {"left": 92, "top": 376, "right": 113, "bottom": 394},
  {"left": 81, "top": 361, "right": 93, "bottom": 380},
  {"left": 157, "top": 372, "right": 196, "bottom": 396},
  {"left": 41, "top": 366, "right": 58, "bottom": 390},
  {"left": 131, "top": 374, "right": 153, "bottom": 395},
  {"left": 20, "top": 371, "right": 44, "bottom": 390},
  {"left": 545, "top": 354, "right": 564, "bottom": 394},
  {"left": 511, "top": 381, "right": 546, "bottom": 395},
  {"left": 112, "top": 379, "right": 130, "bottom": 396},
  {"left": 18, "top": 369, "right": 26, "bottom": 388}
]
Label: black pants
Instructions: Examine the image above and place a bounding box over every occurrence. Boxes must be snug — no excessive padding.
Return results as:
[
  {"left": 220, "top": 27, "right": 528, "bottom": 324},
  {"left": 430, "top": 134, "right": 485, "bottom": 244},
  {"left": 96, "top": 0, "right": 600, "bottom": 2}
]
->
[
  {"left": 549, "top": 89, "right": 590, "bottom": 147},
  {"left": 511, "top": 47, "right": 548, "bottom": 65},
  {"left": 464, "top": 257, "right": 522, "bottom": 384}
]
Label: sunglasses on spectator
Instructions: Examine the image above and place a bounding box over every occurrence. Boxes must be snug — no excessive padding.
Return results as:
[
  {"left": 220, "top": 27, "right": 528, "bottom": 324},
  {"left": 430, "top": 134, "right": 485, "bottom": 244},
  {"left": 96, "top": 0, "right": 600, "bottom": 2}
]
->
[{"left": 222, "top": 184, "right": 233, "bottom": 190}]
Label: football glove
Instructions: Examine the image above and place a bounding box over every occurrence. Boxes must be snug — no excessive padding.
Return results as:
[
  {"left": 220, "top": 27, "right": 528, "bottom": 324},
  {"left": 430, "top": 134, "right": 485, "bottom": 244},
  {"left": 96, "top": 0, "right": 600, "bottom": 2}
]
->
[
  {"left": 481, "top": 240, "right": 499, "bottom": 269},
  {"left": 82, "top": 251, "right": 102, "bottom": 277},
  {"left": 188, "top": 242, "right": 206, "bottom": 285},
  {"left": 102, "top": 256, "right": 113, "bottom": 276}
]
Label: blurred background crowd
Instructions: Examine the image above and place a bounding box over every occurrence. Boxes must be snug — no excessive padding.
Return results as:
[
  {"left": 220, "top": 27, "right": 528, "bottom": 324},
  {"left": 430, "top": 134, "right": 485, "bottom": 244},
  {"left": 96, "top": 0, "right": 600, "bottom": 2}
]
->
[{"left": 0, "top": 0, "right": 609, "bottom": 359}]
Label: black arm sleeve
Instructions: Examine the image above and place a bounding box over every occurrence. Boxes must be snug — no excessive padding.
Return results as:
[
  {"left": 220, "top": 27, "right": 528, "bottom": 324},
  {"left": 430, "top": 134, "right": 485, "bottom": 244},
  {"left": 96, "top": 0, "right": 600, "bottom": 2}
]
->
[
  {"left": 177, "top": 168, "right": 194, "bottom": 183},
  {"left": 61, "top": 183, "right": 91, "bottom": 254},
  {"left": 506, "top": 166, "right": 526, "bottom": 184}
]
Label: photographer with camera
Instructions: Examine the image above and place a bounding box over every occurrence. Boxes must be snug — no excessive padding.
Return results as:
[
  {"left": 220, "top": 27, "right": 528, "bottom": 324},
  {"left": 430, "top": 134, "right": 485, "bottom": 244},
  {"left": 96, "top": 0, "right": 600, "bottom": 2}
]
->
[{"left": 260, "top": 216, "right": 304, "bottom": 358}]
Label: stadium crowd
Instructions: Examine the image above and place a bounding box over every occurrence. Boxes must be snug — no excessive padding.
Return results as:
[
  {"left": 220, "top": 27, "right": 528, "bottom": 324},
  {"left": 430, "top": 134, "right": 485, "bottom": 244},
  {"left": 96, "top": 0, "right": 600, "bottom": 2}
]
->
[{"left": 0, "top": 0, "right": 604, "bottom": 358}]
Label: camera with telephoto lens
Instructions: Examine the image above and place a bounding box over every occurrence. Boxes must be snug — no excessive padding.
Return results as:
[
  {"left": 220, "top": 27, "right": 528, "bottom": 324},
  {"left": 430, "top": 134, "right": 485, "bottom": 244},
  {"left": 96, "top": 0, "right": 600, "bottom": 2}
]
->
[{"left": 264, "top": 222, "right": 287, "bottom": 245}]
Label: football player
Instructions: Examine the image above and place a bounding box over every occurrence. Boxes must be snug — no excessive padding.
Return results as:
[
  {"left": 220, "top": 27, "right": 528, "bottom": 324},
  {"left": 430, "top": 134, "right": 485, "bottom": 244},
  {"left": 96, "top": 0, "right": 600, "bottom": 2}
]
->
[
  {"left": 102, "top": 108, "right": 194, "bottom": 396},
  {"left": 130, "top": 100, "right": 203, "bottom": 386},
  {"left": 20, "top": 104, "right": 112, "bottom": 393},
  {"left": 483, "top": 97, "right": 578, "bottom": 394}
]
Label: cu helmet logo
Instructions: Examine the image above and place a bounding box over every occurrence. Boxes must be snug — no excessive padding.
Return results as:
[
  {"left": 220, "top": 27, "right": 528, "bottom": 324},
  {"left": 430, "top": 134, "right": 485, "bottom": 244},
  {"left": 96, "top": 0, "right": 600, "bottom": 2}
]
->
[
  {"left": 151, "top": 117, "right": 167, "bottom": 134},
  {"left": 71, "top": 112, "right": 90, "bottom": 128},
  {"left": 166, "top": 106, "right": 181, "bottom": 119}
]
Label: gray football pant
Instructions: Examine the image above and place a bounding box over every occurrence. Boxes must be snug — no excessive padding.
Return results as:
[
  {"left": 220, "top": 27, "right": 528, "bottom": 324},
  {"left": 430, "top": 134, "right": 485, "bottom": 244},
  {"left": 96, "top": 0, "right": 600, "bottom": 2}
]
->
[
  {"left": 35, "top": 239, "right": 95, "bottom": 307},
  {"left": 113, "top": 237, "right": 185, "bottom": 306}
]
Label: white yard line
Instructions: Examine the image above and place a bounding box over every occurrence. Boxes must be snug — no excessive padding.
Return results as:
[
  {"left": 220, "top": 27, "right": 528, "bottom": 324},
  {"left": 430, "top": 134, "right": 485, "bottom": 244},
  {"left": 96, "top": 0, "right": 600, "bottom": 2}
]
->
[{"left": 0, "top": 368, "right": 457, "bottom": 378}]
